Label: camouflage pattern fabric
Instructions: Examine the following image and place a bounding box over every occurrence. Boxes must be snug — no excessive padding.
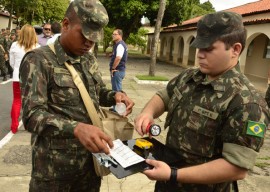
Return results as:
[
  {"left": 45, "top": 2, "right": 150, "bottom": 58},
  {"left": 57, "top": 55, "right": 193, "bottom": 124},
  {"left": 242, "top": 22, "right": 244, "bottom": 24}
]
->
[
  {"left": 265, "top": 85, "right": 270, "bottom": 108},
  {"left": 73, "top": 0, "right": 109, "bottom": 42},
  {"left": 4, "top": 38, "right": 14, "bottom": 52},
  {"left": 19, "top": 39, "right": 116, "bottom": 186},
  {"left": 155, "top": 64, "right": 270, "bottom": 192},
  {"left": 191, "top": 12, "right": 244, "bottom": 49},
  {"left": 29, "top": 171, "right": 101, "bottom": 192},
  {"left": 0, "top": 44, "right": 7, "bottom": 76}
]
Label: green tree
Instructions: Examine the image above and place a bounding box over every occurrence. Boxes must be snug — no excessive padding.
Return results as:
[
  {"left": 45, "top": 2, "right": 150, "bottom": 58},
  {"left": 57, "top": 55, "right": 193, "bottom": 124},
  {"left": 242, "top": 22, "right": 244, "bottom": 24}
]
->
[
  {"left": 126, "top": 28, "right": 149, "bottom": 53},
  {"left": 100, "top": 0, "right": 214, "bottom": 41},
  {"left": 149, "top": 0, "right": 166, "bottom": 76},
  {"left": 103, "top": 27, "right": 114, "bottom": 53},
  {"left": 189, "top": 1, "right": 215, "bottom": 19},
  {"left": 0, "top": 0, "right": 69, "bottom": 26}
]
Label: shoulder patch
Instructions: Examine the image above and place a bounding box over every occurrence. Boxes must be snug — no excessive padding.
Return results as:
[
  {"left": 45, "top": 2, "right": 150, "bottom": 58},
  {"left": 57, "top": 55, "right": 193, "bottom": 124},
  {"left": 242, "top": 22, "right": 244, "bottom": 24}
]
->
[{"left": 246, "top": 120, "right": 266, "bottom": 138}]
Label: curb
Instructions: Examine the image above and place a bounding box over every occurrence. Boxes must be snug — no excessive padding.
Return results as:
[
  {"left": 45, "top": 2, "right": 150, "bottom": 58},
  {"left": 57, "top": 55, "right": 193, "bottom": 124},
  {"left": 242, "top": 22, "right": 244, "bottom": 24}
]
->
[{"left": 133, "top": 77, "right": 168, "bottom": 85}]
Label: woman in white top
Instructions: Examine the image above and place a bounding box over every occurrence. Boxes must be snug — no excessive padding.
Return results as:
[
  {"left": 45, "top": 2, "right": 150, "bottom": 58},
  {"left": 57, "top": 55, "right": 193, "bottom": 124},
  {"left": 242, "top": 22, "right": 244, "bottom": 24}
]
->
[{"left": 9, "top": 24, "right": 40, "bottom": 133}]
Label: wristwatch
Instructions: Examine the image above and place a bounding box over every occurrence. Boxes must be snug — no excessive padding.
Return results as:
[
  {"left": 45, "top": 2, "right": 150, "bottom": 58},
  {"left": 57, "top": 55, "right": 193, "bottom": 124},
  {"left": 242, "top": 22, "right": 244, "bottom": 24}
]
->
[{"left": 169, "top": 167, "right": 178, "bottom": 184}]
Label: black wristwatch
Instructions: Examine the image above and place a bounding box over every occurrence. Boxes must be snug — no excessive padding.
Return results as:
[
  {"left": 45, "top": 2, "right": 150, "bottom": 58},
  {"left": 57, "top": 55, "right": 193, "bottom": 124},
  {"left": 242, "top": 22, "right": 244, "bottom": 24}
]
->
[{"left": 169, "top": 167, "right": 178, "bottom": 184}]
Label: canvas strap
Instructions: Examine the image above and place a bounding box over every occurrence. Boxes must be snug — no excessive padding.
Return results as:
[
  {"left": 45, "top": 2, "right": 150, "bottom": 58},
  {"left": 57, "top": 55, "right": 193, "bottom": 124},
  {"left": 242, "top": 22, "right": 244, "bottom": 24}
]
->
[{"left": 48, "top": 43, "right": 102, "bottom": 127}]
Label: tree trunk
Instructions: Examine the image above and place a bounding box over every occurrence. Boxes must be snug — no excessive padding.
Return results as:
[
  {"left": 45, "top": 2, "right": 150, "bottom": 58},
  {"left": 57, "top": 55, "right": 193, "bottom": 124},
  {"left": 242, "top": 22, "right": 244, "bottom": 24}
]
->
[
  {"left": 149, "top": 0, "right": 166, "bottom": 76},
  {"left": 8, "top": 1, "right": 14, "bottom": 29}
]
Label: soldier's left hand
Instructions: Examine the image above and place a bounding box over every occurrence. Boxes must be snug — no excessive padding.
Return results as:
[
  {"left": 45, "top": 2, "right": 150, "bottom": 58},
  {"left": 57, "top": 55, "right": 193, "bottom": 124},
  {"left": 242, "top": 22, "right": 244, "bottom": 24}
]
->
[
  {"left": 74, "top": 122, "right": 113, "bottom": 154},
  {"left": 143, "top": 159, "right": 171, "bottom": 181},
  {"left": 115, "top": 91, "right": 134, "bottom": 116}
]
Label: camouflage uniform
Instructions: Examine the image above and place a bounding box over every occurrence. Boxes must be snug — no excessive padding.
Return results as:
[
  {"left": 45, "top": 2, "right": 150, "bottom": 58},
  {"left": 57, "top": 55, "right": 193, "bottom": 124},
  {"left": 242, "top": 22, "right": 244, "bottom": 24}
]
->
[
  {"left": 0, "top": 44, "right": 6, "bottom": 79},
  {"left": 155, "top": 64, "right": 270, "bottom": 192},
  {"left": 0, "top": 35, "right": 7, "bottom": 79},
  {"left": 4, "top": 34, "right": 15, "bottom": 77},
  {"left": 20, "top": 38, "right": 116, "bottom": 191},
  {"left": 19, "top": 0, "right": 112, "bottom": 191},
  {"left": 265, "top": 85, "right": 270, "bottom": 108}
]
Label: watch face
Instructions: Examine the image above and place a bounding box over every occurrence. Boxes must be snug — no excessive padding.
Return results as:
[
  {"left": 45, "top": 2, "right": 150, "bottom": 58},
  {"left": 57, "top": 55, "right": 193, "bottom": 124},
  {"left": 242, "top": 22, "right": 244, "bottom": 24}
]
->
[{"left": 150, "top": 125, "right": 161, "bottom": 136}]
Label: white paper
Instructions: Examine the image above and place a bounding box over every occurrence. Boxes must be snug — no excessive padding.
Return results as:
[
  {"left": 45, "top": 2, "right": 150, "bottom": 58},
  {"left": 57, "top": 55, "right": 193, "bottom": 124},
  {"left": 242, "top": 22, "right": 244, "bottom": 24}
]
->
[{"left": 110, "top": 139, "right": 145, "bottom": 168}]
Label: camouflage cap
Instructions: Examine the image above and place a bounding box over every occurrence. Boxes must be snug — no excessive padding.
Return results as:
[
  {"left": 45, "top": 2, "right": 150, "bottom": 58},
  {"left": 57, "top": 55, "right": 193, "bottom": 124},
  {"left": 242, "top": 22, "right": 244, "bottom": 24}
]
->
[
  {"left": 73, "top": 0, "right": 109, "bottom": 42},
  {"left": 190, "top": 12, "right": 244, "bottom": 48}
]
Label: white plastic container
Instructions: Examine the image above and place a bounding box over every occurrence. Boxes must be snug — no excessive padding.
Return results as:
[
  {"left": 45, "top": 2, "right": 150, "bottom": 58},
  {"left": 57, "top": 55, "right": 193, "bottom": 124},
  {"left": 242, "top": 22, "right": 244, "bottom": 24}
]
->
[{"left": 115, "top": 102, "right": 126, "bottom": 115}]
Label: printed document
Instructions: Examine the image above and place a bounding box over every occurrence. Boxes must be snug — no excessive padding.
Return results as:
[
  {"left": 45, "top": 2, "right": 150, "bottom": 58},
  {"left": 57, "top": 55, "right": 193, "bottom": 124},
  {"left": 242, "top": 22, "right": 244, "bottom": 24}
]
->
[{"left": 110, "top": 139, "right": 145, "bottom": 168}]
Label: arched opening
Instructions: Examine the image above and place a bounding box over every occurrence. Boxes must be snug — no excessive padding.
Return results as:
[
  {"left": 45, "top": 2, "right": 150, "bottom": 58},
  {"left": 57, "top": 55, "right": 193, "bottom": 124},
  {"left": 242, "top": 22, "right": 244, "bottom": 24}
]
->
[
  {"left": 188, "top": 37, "right": 196, "bottom": 66},
  {"left": 177, "top": 37, "right": 184, "bottom": 64},
  {"left": 245, "top": 33, "right": 270, "bottom": 89},
  {"left": 169, "top": 38, "right": 174, "bottom": 61}
]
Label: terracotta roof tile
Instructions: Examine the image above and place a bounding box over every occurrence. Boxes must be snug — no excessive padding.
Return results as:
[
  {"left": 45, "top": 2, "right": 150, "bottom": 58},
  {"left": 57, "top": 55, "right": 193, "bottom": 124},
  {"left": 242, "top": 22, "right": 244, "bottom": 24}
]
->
[{"left": 180, "top": 0, "right": 270, "bottom": 26}]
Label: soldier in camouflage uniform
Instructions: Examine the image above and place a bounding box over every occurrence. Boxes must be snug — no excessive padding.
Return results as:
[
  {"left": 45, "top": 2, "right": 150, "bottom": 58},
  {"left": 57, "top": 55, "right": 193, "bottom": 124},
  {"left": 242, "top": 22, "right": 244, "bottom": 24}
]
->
[
  {"left": 19, "top": 0, "right": 134, "bottom": 191},
  {"left": 135, "top": 12, "right": 270, "bottom": 192},
  {"left": 0, "top": 29, "right": 7, "bottom": 80},
  {"left": 0, "top": 43, "right": 7, "bottom": 81},
  {"left": 266, "top": 86, "right": 270, "bottom": 107},
  {"left": 4, "top": 32, "right": 16, "bottom": 78}
]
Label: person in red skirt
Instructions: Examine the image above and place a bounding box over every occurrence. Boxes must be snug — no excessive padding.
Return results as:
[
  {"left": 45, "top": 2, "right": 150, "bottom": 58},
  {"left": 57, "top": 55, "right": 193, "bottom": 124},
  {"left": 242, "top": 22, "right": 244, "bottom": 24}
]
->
[{"left": 9, "top": 24, "right": 40, "bottom": 133}]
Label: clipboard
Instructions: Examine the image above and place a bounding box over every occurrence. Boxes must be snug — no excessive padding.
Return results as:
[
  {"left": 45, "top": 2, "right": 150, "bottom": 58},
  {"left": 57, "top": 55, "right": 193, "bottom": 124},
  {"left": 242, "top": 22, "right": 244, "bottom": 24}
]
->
[{"left": 109, "top": 137, "right": 179, "bottom": 179}]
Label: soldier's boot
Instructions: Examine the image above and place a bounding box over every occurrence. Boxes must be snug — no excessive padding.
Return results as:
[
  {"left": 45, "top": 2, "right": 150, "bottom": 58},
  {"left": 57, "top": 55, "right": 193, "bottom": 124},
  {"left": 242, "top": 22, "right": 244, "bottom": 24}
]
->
[{"left": 3, "top": 76, "right": 7, "bottom": 81}]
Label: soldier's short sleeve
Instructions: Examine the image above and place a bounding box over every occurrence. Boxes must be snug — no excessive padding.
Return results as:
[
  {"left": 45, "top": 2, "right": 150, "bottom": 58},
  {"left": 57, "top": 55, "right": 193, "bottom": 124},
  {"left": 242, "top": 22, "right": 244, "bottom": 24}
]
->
[
  {"left": 156, "top": 75, "right": 181, "bottom": 110},
  {"left": 221, "top": 95, "right": 270, "bottom": 170},
  {"left": 265, "top": 85, "right": 270, "bottom": 108}
]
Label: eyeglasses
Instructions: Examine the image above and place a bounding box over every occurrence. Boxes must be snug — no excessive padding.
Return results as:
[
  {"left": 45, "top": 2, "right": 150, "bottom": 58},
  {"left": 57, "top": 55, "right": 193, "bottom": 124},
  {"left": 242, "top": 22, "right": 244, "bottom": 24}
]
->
[
  {"left": 112, "top": 33, "right": 119, "bottom": 36},
  {"left": 44, "top": 28, "right": 51, "bottom": 31}
]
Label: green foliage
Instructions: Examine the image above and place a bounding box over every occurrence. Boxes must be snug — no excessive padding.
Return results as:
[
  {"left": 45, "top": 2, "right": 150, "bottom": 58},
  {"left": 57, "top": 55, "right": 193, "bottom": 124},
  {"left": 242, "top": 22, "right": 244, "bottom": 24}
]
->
[
  {"left": 100, "top": 0, "right": 152, "bottom": 40},
  {"left": 0, "top": 0, "right": 69, "bottom": 25},
  {"left": 136, "top": 75, "right": 169, "bottom": 81},
  {"left": 126, "top": 28, "right": 149, "bottom": 53},
  {"left": 100, "top": 0, "right": 215, "bottom": 41},
  {"left": 103, "top": 27, "right": 114, "bottom": 52},
  {"left": 190, "top": 1, "right": 215, "bottom": 18}
]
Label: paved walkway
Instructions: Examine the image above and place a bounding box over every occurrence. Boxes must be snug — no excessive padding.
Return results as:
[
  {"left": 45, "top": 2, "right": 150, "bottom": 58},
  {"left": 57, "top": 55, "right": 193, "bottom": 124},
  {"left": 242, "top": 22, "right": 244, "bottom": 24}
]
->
[{"left": 0, "top": 53, "right": 269, "bottom": 192}]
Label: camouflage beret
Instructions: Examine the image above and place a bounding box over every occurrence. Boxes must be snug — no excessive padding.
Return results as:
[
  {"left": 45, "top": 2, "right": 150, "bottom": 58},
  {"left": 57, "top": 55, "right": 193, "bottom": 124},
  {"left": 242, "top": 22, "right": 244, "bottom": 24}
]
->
[
  {"left": 191, "top": 11, "right": 244, "bottom": 48},
  {"left": 73, "top": 0, "right": 109, "bottom": 42}
]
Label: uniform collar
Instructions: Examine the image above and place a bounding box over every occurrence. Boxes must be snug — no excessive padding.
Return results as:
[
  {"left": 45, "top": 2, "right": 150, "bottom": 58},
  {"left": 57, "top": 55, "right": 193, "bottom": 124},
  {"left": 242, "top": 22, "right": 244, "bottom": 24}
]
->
[
  {"left": 191, "top": 63, "right": 242, "bottom": 98},
  {"left": 53, "top": 39, "right": 80, "bottom": 65}
]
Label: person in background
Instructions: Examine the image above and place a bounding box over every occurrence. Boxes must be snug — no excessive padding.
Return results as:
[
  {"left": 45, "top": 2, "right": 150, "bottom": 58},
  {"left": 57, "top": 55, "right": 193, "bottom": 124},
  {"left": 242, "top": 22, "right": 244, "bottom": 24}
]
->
[
  {"left": 4, "top": 32, "right": 16, "bottom": 78},
  {"left": 5, "top": 27, "right": 10, "bottom": 36},
  {"left": 46, "top": 21, "right": 62, "bottom": 45},
  {"left": 265, "top": 70, "right": 270, "bottom": 130},
  {"left": 37, "top": 23, "right": 52, "bottom": 46},
  {"left": 19, "top": 0, "right": 134, "bottom": 191},
  {"left": 0, "top": 42, "right": 7, "bottom": 81},
  {"left": 9, "top": 24, "right": 40, "bottom": 134},
  {"left": 135, "top": 11, "right": 270, "bottom": 192},
  {"left": 109, "top": 29, "right": 128, "bottom": 111},
  {"left": 15, "top": 26, "right": 21, "bottom": 41}
]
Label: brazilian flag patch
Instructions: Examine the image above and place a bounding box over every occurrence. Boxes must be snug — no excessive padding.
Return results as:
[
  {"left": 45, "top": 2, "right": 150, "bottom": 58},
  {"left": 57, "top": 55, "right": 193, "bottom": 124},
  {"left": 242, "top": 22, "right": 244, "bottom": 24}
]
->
[{"left": 246, "top": 120, "right": 266, "bottom": 138}]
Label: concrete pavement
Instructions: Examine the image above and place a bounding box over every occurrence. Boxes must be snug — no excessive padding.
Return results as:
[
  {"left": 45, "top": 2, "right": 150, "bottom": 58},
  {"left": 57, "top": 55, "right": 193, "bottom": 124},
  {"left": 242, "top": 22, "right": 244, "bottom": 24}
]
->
[{"left": 0, "top": 53, "right": 269, "bottom": 192}]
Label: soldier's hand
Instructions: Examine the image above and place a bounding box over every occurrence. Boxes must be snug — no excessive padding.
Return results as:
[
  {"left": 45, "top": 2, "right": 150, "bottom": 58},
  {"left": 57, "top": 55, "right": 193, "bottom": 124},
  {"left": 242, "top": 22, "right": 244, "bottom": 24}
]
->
[
  {"left": 143, "top": 159, "right": 171, "bottom": 181},
  {"left": 74, "top": 122, "right": 113, "bottom": 154},
  {"left": 115, "top": 91, "right": 134, "bottom": 116},
  {"left": 134, "top": 112, "right": 154, "bottom": 136}
]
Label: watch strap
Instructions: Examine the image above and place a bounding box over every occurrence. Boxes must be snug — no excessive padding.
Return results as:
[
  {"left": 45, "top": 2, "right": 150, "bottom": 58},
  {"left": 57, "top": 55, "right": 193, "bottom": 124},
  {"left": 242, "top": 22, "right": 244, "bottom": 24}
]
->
[{"left": 169, "top": 167, "right": 178, "bottom": 184}]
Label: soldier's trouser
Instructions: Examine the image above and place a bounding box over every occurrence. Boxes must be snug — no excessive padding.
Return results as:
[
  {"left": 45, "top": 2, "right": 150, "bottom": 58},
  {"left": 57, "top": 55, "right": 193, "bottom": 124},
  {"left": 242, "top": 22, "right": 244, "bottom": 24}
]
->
[
  {"left": 5, "top": 60, "right": 13, "bottom": 76},
  {"left": 154, "top": 181, "right": 232, "bottom": 192},
  {"left": 29, "top": 171, "right": 101, "bottom": 192},
  {"left": 0, "top": 59, "right": 7, "bottom": 77}
]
